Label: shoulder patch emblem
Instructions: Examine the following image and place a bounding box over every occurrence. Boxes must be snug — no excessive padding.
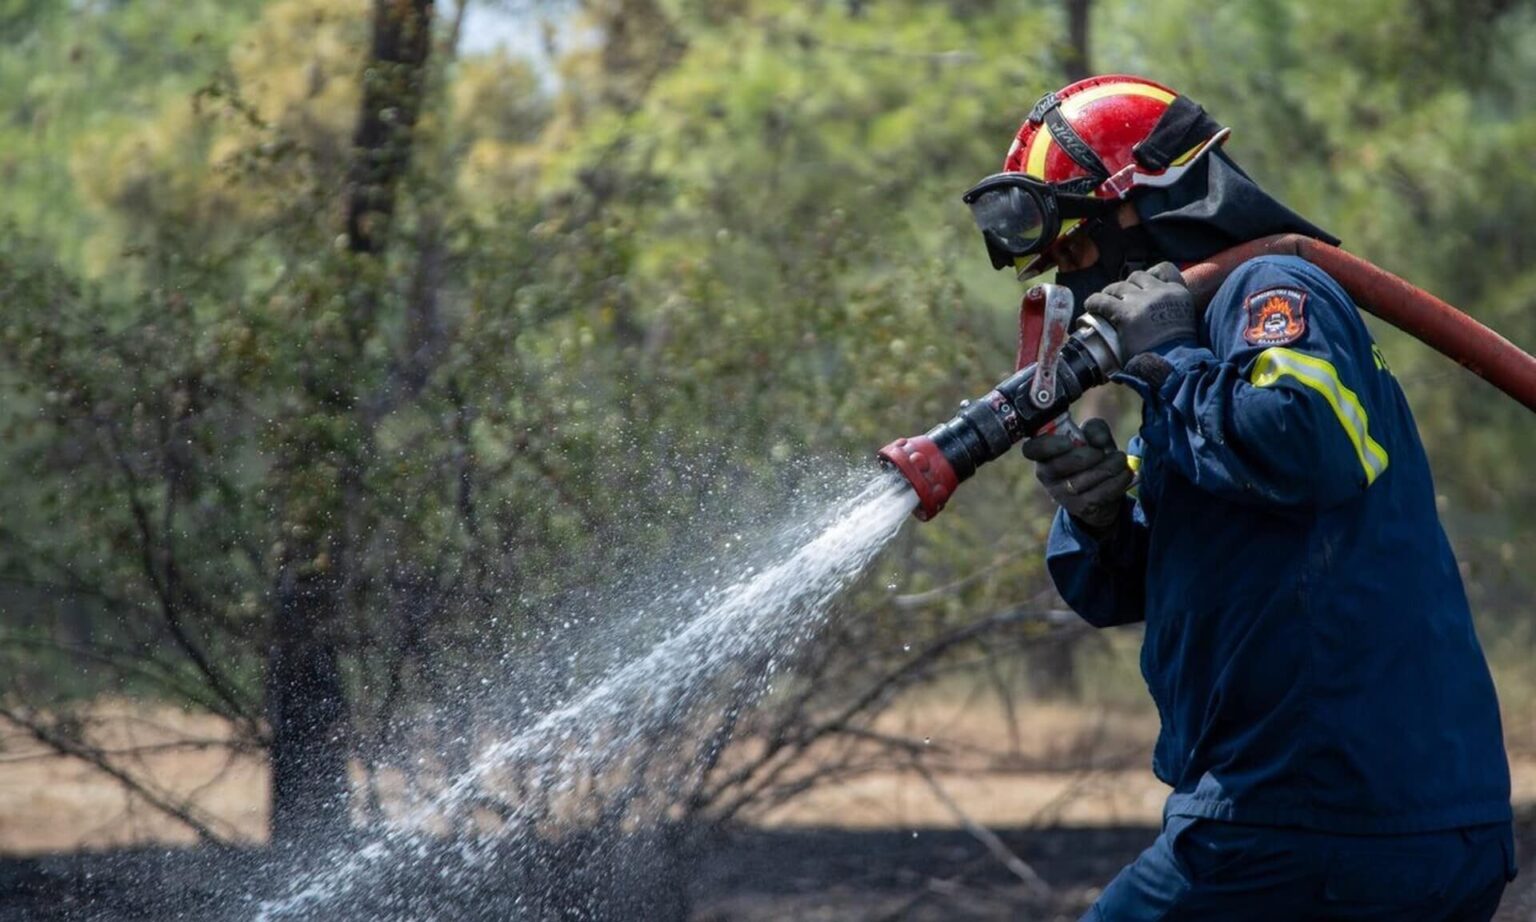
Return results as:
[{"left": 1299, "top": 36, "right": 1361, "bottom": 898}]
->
[{"left": 1242, "top": 287, "right": 1307, "bottom": 346}]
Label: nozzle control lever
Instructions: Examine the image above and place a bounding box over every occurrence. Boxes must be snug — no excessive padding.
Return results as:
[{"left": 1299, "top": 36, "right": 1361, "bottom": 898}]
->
[
  {"left": 1027, "top": 285, "right": 1073, "bottom": 408},
  {"left": 1026, "top": 284, "right": 1085, "bottom": 445}
]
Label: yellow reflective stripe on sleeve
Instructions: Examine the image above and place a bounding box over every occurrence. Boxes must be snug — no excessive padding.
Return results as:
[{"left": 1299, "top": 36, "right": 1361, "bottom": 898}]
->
[
  {"left": 1249, "top": 347, "right": 1389, "bottom": 485},
  {"left": 1125, "top": 453, "right": 1141, "bottom": 499},
  {"left": 1125, "top": 453, "right": 1142, "bottom": 473}
]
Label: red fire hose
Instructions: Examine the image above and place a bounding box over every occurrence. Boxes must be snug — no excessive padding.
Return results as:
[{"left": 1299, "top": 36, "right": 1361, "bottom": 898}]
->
[{"left": 1182, "top": 234, "right": 1536, "bottom": 412}]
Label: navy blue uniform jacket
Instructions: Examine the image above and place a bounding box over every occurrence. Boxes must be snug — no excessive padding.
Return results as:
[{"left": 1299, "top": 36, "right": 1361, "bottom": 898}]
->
[{"left": 1047, "top": 255, "right": 1511, "bottom": 834}]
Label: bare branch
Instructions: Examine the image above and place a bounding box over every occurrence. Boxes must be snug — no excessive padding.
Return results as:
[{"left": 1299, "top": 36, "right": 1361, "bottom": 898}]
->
[
  {"left": 0, "top": 634, "right": 247, "bottom": 724},
  {"left": 100, "top": 425, "right": 257, "bottom": 726},
  {"left": 700, "top": 608, "right": 1081, "bottom": 822},
  {"left": 910, "top": 761, "right": 1052, "bottom": 897},
  {"left": 888, "top": 555, "right": 1023, "bottom": 610},
  {"left": 0, "top": 738, "right": 239, "bottom": 765},
  {"left": 0, "top": 705, "right": 241, "bottom": 848}
]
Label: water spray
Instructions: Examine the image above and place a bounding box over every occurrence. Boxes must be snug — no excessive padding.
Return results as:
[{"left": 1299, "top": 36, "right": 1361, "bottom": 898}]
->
[{"left": 256, "top": 473, "right": 917, "bottom": 920}]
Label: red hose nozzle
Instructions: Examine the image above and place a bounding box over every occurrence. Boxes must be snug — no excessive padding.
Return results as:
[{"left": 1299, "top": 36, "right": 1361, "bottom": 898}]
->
[
  {"left": 877, "top": 435, "right": 960, "bottom": 521},
  {"left": 876, "top": 321, "right": 1119, "bottom": 522}
]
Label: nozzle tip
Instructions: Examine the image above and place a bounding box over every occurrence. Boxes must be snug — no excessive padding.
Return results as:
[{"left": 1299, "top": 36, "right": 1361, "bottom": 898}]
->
[{"left": 876, "top": 434, "right": 960, "bottom": 521}]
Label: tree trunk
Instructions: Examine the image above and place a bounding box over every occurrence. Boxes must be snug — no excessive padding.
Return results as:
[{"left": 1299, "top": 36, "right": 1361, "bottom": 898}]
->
[
  {"left": 266, "top": 567, "right": 352, "bottom": 845},
  {"left": 1022, "top": 639, "right": 1080, "bottom": 699},
  {"left": 1061, "top": 0, "right": 1092, "bottom": 82},
  {"left": 347, "top": 0, "right": 436, "bottom": 255},
  {"left": 263, "top": 0, "right": 436, "bottom": 847}
]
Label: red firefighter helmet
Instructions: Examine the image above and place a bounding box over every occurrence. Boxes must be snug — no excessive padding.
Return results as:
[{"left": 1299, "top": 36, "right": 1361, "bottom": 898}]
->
[
  {"left": 974, "top": 74, "right": 1230, "bottom": 276},
  {"left": 1005, "top": 75, "right": 1182, "bottom": 190}
]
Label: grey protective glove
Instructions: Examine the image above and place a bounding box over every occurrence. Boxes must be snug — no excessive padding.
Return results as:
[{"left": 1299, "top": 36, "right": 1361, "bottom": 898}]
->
[
  {"left": 1019, "top": 418, "right": 1132, "bottom": 537},
  {"left": 1083, "top": 261, "right": 1196, "bottom": 359}
]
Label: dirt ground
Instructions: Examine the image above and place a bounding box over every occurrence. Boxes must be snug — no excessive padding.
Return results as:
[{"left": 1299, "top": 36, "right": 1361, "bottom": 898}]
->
[
  {"left": 1, "top": 699, "right": 1172, "bottom": 851},
  {"left": 0, "top": 819, "right": 1531, "bottom": 921},
  {"left": 1, "top": 697, "right": 1533, "bottom": 919},
  {"left": 690, "top": 820, "right": 1536, "bottom": 922},
  {"left": 8, "top": 698, "right": 1535, "bottom": 850}
]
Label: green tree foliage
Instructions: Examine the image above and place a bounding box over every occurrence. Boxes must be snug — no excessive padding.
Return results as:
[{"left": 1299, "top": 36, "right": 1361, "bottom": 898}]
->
[{"left": 0, "top": 0, "right": 269, "bottom": 268}]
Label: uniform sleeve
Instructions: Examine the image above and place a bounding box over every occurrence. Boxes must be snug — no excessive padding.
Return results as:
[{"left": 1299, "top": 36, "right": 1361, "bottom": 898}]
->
[
  {"left": 1045, "top": 498, "right": 1150, "bottom": 628},
  {"left": 1119, "top": 255, "right": 1390, "bottom": 509}
]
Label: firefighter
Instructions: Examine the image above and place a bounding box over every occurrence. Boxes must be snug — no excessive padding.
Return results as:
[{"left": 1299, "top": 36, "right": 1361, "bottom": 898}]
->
[{"left": 964, "top": 75, "right": 1518, "bottom": 919}]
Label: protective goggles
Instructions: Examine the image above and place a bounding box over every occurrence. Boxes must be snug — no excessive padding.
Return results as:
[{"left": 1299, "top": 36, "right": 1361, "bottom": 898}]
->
[{"left": 961, "top": 174, "right": 1116, "bottom": 271}]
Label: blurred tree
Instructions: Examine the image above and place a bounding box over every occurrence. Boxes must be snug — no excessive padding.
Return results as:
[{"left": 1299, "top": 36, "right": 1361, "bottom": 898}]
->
[
  {"left": 263, "top": 0, "right": 439, "bottom": 849},
  {"left": 1061, "top": 0, "right": 1092, "bottom": 80},
  {"left": 0, "top": 0, "right": 269, "bottom": 270},
  {"left": 0, "top": 0, "right": 1077, "bottom": 842}
]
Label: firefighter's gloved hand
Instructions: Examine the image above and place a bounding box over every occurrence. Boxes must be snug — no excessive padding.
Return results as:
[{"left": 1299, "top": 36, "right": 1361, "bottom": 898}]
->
[
  {"left": 1084, "top": 261, "right": 1196, "bottom": 359},
  {"left": 1020, "top": 418, "right": 1132, "bottom": 538}
]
